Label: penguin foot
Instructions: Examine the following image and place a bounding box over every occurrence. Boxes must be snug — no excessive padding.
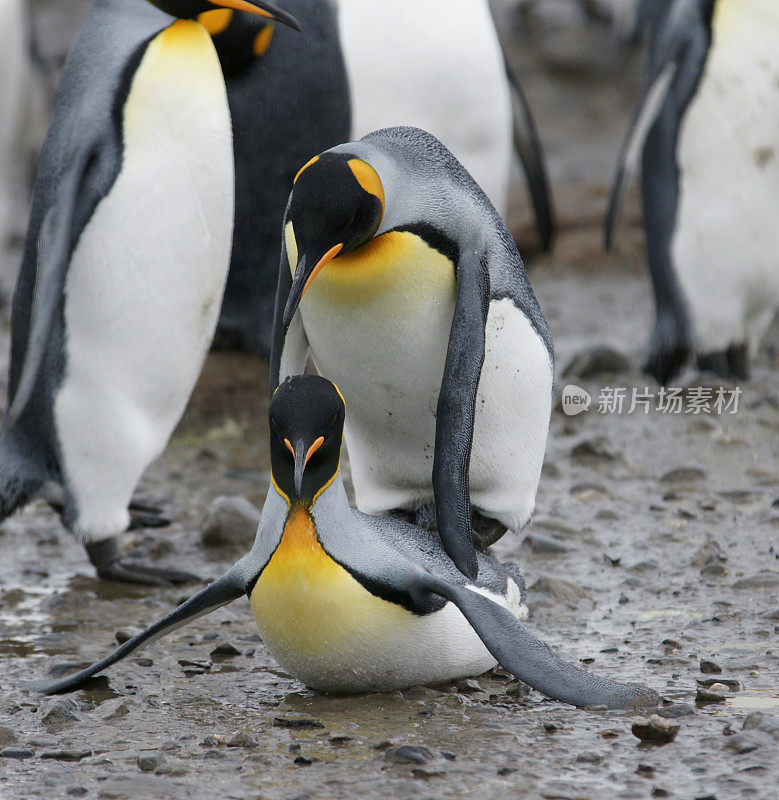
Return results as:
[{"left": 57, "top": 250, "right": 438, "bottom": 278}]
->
[
  {"left": 85, "top": 539, "right": 199, "bottom": 587},
  {"left": 643, "top": 313, "right": 691, "bottom": 385},
  {"left": 390, "top": 505, "right": 507, "bottom": 551},
  {"left": 697, "top": 342, "right": 749, "bottom": 381},
  {"left": 127, "top": 500, "right": 171, "bottom": 530}
]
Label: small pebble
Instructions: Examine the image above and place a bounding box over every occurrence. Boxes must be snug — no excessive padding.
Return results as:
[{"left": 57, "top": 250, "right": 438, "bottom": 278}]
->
[
  {"left": 137, "top": 754, "right": 165, "bottom": 772},
  {"left": 700, "top": 659, "right": 722, "bottom": 674},
  {"left": 273, "top": 717, "right": 325, "bottom": 730},
  {"left": 210, "top": 643, "right": 242, "bottom": 658},
  {"left": 227, "top": 731, "right": 257, "bottom": 748},
  {"left": 384, "top": 745, "right": 435, "bottom": 765},
  {"left": 115, "top": 627, "right": 142, "bottom": 645},
  {"left": 40, "top": 750, "right": 91, "bottom": 762},
  {"left": 696, "top": 688, "right": 726, "bottom": 705},
  {"left": 632, "top": 715, "right": 680, "bottom": 744},
  {"left": 1, "top": 748, "right": 34, "bottom": 759},
  {"left": 657, "top": 704, "right": 695, "bottom": 719},
  {"left": 576, "top": 751, "right": 602, "bottom": 763}
]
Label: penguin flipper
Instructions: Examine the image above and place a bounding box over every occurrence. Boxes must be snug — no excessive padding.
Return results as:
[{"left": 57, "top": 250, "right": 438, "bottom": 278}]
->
[
  {"left": 604, "top": 60, "right": 677, "bottom": 250},
  {"left": 7, "top": 144, "right": 100, "bottom": 425},
  {"left": 270, "top": 237, "right": 309, "bottom": 392},
  {"left": 605, "top": 0, "right": 713, "bottom": 249},
  {"left": 26, "top": 567, "right": 246, "bottom": 695},
  {"left": 432, "top": 248, "right": 490, "bottom": 581},
  {"left": 503, "top": 56, "right": 555, "bottom": 252},
  {"left": 415, "top": 570, "right": 659, "bottom": 710}
]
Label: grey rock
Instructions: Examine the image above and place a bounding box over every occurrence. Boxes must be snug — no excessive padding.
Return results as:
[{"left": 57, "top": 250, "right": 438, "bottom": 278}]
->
[
  {"left": 696, "top": 688, "right": 727, "bottom": 704},
  {"left": 384, "top": 745, "right": 436, "bottom": 765},
  {"left": 632, "top": 715, "right": 680, "bottom": 744},
  {"left": 563, "top": 346, "right": 630, "bottom": 378},
  {"left": 210, "top": 642, "right": 242, "bottom": 658},
  {"left": 273, "top": 716, "right": 325, "bottom": 730},
  {"left": 691, "top": 538, "right": 728, "bottom": 569},
  {"left": 138, "top": 753, "right": 165, "bottom": 772},
  {"left": 697, "top": 678, "right": 739, "bottom": 692},
  {"left": 731, "top": 573, "right": 779, "bottom": 590},
  {"left": 201, "top": 496, "right": 261, "bottom": 548},
  {"left": 115, "top": 627, "right": 142, "bottom": 644},
  {"left": 41, "top": 700, "right": 79, "bottom": 731},
  {"left": 41, "top": 749, "right": 91, "bottom": 761},
  {"left": 227, "top": 731, "right": 257, "bottom": 748},
  {"left": 1, "top": 748, "right": 34, "bottom": 759},
  {"left": 742, "top": 712, "right": 779, "bottom": 740},
  {"left": 660, "top": 467, "right": 706, "bottom": 484},
  {"left": 530, "top": 576, "right": 590, "bottom": 606},
  {"left": 700, "top": 659, "right": 722, "bottom": 674},
  {"left": 656, "top": 704, "right": 695, "bottom": 719},
  {"left": 0, "top": 726, "right": 19, "bottom": 746},
  {"left": 723, "top": 733, "right": 761, "bottom": 755},
  {"left": 570, "top": 437, "right": 617, "bottom": 462},
  {"left": 576, "top": 750, "right": 603, "bottom": 763},
  {"left": 522, "top": 533, "right": 571, "bottom": 554}
]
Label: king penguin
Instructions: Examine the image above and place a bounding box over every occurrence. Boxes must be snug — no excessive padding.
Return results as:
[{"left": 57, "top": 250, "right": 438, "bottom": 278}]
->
[
  {"left": 336, "top": 0, "right": 554, "bottom": 250},
  {"left": 0, "top": 0, "right": 299, "bottom": 585},
  {"left": 606, "top": 0, "right": 779, "bottom": 383},
  {"left": 271, "top": 126, "right": 555, "bottom": 582},
  {"left": 29, "top": 375, "right": 657, "bottom": 709},
  {"left": 198, "top": 1, "right": 350, "bottom": 354}
]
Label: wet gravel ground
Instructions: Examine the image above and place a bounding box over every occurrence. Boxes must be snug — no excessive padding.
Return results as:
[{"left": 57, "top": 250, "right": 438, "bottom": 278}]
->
[{"left": 1, "top": 3, "right": 778, "bottom": 799}]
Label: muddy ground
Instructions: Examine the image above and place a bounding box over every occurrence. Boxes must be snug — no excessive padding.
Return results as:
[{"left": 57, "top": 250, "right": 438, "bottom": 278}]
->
[{"left": 1, "top": 3, "right": 778, "bottom": 799}]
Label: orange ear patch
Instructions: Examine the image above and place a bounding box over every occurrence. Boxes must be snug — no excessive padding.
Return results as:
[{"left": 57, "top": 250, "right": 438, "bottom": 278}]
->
[
  {"left": 253, "top": 24, "right": 274, "bottom": 56},
  {"left": 197, "top": 9, "right": 233, "bottom": 34},
  {"left": 348, "top": 159, "right": 385, "bottom": 210}
]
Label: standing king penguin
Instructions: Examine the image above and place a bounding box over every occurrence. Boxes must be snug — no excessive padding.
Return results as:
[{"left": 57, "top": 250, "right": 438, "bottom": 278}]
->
[
  {"left": 0, "top": 0, "right": 299, "bottom": 584},
  {"left": 199, "top": 1, "right": 350, "bottom": 355},
  {"left": 336, "top": 0, "right": 554, "bottom": 251},
  {"left": 606, "top": 0, "right": 779, "bottom": 383},
  {"left": 271, "top": 127, "right": 554, "bottom": 581},
  {"left": 30, "top": 376, "right": 657, "bottom": 710}
]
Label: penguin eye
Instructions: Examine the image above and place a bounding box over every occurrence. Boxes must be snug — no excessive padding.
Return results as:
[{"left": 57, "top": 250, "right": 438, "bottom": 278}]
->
[{"left": 346, "top": 211, "right": 358, "bottom": 229}]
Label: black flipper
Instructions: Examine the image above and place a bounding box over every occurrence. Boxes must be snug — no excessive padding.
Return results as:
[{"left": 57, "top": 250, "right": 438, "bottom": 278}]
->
[
  {"left": 432, "top": 247, "right": 490, "bottom": 580},
  {"left": 503, "top": 55, "right": 555, "bottom": 252},
  {"left": 270, "top": 235, "right": 294, "bottom": 394},
  {"left": 26, "top": 566, "right": 246, "bottom": 694},
  {"left": 415, "top": 570, "right": 659, "bottom": 710},
  {"left": 7, "top": 143, "right": 100, "bottom": 425}
]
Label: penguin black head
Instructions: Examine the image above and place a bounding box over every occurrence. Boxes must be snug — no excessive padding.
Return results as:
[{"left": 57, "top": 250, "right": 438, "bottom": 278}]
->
[
  {"left": 269, "top": 375, "right": 346, "bottom": 504},
  {"left": 146, "top": 0, "right": 300, "bottom": 30},
  {"left": 282, "top": 153, "right": 385, "bottom": 331},
  {"left": 197, "top": 8, "right": 275, "bottom": 76}
]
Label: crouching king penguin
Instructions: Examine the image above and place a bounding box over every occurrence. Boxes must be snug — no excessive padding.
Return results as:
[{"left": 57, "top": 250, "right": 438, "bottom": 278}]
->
[
  {"left": 606, "top": 0, "right": 779, "bottom": 383},
  {"left": 0, "top": 0, "right": 299, "bottom": 585},
  {"left": 29, "top": 376, "right": 657, "bottom": 709},
  {"left": 271, "top": 126, "right": 555, "bottom": 582}
]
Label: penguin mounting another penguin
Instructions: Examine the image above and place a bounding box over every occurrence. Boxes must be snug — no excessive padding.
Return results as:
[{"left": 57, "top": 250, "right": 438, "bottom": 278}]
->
[
  {"left": 605, "top": 0, "right": 779, "bottom": 384},
  {"left": 336, "top": 0, "right": 555, "bottom": 252},
  {"left": 271, "top": 126, "right": 554, "bottom": 583},
  {"left": 28, "top": 375, "right": 658, "bottom": 710},
  {"left": 203, "top": 0, "right": 351, "bottom": 355},
  {"left": 0, "top": 0, "right": 300, "bottom": 585}
]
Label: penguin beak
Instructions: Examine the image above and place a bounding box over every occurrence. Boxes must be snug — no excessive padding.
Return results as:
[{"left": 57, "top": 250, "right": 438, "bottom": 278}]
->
[
  {"left": 207, "top": 0, "right": 300, "bottom": 30},
  {"left": 285, "top": 436, "right": 325, "bottom": 496},
  {"left": 282, "top": 244, "right": 344, "bottom": 332}
]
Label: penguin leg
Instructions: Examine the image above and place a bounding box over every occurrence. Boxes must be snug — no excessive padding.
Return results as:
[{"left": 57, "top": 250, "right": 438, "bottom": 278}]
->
[
  {"left": 433, "top": 247, "right": 491, "bottom": 580},
  {"left": 410, "top": 568, "right": 658, "bottom": 710},
  {"left": 696, "top": 342, "right": 750, "bottom": 382},
  {"left": 85, "top": 538, "right": 198, "bottom": 587},
  {"left": 26, "top": 565, "right": 247, "bottom": 695}
]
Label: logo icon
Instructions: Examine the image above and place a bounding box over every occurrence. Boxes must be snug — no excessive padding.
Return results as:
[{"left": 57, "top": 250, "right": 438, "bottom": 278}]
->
[{"left": 562, "top": 384, "right": 591, "bottom": 416}]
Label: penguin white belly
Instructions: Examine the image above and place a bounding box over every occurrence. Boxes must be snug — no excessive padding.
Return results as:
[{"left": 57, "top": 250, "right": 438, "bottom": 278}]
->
[
  {"left": 672, "top": 0, "right": 779, "bottom": 354},
  {"left": 250, "top": 504, "right": 525, "bottom": 693},
  {"left": 299, "top": 235, "right": 553, "bottom": 532},
  {"left": 54, "top": 21, "right": 234, "bottom": 541},
  {"left": 337, "top": 0, "right": 512, "bottom": 216}
]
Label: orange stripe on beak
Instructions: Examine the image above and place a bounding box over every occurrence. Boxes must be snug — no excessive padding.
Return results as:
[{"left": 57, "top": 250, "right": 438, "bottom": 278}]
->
[
  {"left": 302, "top": 243, "right": 343, "bottom": 297},
  {"left": 304, "top": 437, "right": 325, "bottom": 468}
]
